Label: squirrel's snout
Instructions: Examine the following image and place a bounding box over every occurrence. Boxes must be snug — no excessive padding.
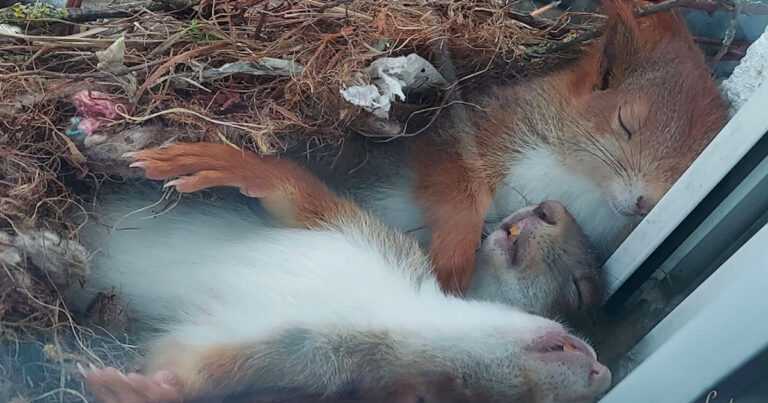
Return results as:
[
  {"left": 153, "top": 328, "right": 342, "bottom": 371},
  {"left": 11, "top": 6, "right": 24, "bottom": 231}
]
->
[{"left": 610, "top": 180, "right": 664, "bottom": 217}]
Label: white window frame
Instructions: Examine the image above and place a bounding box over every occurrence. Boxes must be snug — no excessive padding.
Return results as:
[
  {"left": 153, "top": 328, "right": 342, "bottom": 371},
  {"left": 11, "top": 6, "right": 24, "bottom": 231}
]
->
[
  {"left": 598, "top": 82, "right": 768, "bottom": 401},
  {"left": 599, "top": 219, "right": 768, "bottom": 403}
]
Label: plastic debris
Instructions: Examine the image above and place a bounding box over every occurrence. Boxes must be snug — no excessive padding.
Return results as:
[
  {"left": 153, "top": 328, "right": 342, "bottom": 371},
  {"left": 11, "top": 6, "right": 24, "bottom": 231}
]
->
[
  {"left": 95, "top": 36, "right": 126, "bottom": 73},
  {"left": 169, "top": 58, "right": 304, "bottom": 90},
  {"left": 199, "top": 58, "right": 304, "bottom": 80},
  {"left": 340, "top": 53, "right": 447, "bottom": 119},
  {"left": 70, "top": 90, "right": 124, "bottom": 136},
  {"left": 94, "top": 36, "right": 138, "bottom": 96},
  {"left": 66, "top": 116, "right": 85, "bottom": 138},
  {"left": 0, "top": 23, "right": 21, "bottom": 35}
]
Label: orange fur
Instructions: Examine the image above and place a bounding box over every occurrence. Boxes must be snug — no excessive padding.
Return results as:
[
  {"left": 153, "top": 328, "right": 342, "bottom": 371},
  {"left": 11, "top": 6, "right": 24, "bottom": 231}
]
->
[
  {"left": 411, "top": 139, "right": 492, "bottom": 295},
  {"left": 129, "top": 143, "right": 361, "bottom": 230},
  {"left": 409, "top": 0, "right": 728, "bottom": 293},
  {"left": 128, "top": 0, "right": 727, "bottom": 299}
]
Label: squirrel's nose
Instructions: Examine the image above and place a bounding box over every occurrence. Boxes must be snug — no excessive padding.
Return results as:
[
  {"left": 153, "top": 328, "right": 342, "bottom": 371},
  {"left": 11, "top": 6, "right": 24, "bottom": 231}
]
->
[{"left": 635, "top": 196, "right": 652, "bottom": 216}]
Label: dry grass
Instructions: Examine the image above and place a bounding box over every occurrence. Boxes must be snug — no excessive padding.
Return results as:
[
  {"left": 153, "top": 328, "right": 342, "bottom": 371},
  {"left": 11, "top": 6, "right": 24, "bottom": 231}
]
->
[
  {"left": 1, "top": 301, "right": 141, "bottom": 403},
  {"left": 0, "top": 0, "right": 604, "bottom": 400},
  {"left": 2, "top": 0, "right": 604, "bottom": 151}
]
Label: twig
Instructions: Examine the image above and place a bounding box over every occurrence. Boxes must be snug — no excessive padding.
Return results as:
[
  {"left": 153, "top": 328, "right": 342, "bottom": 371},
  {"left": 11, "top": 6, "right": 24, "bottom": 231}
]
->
[
  {"left": 1, "top": 0, "right": 199, "bottom": 23},
  {"left": 739, "top": 1, "right": 768, "bottom": 14},
  {"left": 695, "top": 35, "right": 747, "bottom": 61},
  {"left": 302, "top": 0, "right": 373, "bottom": 20},
  {"left": 63, "top": 0, "right": 199, "bottom": 22},
  {"left": 134, "top": 42, "right": 228, "bottom": 103},
  {"left": 62, "top": 7, "right": 152, "bottom": 22},
  {"left": 530, "top": 0, "right": 562, "bottom": 17},
  {"left": 0, "top": 30, "right": 165, "bottom": 45},
  {"left": 315, "top": 0, "right": 353, "bottom": 12},
  {"left": 0, "top": 59, "right": 164, "bottom": 79},
  {"left": 636, "top": 0, "right": 727, "bottom": 16},
  {"left": 710, "top": 0, "right": 741, "bottom": 65},
  {"left": 526, "top": 25, "right": 603, "bottom": 56},
  {"left": 114, "top": 106, "right": 255, "bottom": 148}
]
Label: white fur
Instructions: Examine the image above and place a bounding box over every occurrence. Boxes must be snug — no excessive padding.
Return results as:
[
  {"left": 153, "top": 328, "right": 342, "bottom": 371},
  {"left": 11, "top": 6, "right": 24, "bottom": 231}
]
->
[
  {"left": 357, "top": 175, "right": 432, "bottom": 245},
  {"left": 73, "top": 189, "right": 612, "bottom": 401},
  {"left": 606, "top": 176, "right": 650, "bottom": 216},
  {"left": 360, "top": 147, "right": 636, "bottom": 258},
  {"left": 494, "top": 147, "right": 637, "bottom": 257},
  {"left": 77, "top": 191, "right": 552, "bottom": 347}
]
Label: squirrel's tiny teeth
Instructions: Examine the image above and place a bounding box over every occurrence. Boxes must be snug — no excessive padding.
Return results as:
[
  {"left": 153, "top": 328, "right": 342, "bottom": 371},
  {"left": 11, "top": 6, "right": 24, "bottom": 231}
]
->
[{"left": 563, "top": 342, "right": 578, "bottom": 353}]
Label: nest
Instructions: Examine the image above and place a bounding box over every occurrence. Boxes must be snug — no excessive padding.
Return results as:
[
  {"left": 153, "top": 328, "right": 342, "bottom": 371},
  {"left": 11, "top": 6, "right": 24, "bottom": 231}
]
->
[
  {"left": 0, "top": 0, "right": 604, "bottom": 400},
  {"left": 1, "top": 0, "right": 604, "bottom": 149}
]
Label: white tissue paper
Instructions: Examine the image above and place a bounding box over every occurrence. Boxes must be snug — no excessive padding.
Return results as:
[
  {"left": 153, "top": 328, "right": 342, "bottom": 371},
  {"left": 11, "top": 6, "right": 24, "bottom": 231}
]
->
[{"left": 340, "top": 53, "right": 447, "bottom": 119}]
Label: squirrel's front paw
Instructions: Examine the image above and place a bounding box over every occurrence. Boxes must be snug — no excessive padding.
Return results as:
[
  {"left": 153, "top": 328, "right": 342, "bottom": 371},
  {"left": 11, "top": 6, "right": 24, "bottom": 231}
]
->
[{"left": 124, "top": 143, "right": 254, "bottom": 194}]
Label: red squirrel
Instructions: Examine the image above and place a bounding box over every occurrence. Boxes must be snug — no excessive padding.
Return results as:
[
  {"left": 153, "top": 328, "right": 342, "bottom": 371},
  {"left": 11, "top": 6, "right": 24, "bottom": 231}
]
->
[
  {"left": 404, "top": 0, "right": 728, "bottom": 293},
  {"left": 75, "top": 143, "right": 610, "bottom": 403},
  {"left": 324, "top": 0, "right": 729, "bottom": 294},
  {"left": 106, "top": 0, "right": 727, "bottom": 296}
]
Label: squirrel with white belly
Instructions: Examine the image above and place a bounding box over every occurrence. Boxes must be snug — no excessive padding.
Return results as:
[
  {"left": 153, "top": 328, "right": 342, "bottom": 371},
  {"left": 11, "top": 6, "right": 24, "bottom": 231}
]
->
[
  {"left": 74, "top": 143, "right": 608, "bottom": 403},
  {"left": 68, "top": 0, "right": 727, "bottom": 398}
]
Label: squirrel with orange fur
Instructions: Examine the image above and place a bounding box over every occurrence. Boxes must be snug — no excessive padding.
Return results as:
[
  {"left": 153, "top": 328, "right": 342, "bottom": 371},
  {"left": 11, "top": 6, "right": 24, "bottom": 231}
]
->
[
  {"left": 404, "top": 0, "right": 728, "bottom": 293},
  {"left": 74, "top": 143, "right": 609, "bottom": 403},
  {"left": 115, "top": 0, "right": 729, "bottom": 295},
  {"left": 278, "top": 0, "right": 729, "bottom": 294}
]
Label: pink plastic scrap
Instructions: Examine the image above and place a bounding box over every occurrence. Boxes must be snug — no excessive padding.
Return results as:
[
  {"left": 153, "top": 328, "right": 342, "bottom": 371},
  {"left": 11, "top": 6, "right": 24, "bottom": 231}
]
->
[{"left": 67, "top": 90, "right": 124, "bottom": 138}]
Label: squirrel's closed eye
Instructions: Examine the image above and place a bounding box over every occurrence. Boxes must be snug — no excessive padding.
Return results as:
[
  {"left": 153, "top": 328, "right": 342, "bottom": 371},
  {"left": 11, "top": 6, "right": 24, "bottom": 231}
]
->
[
  {"left": 572, "top": 277, "right": 583, "bottom": 311},
  {"left": 617, "top": 106, "right": 633, "bottom": 140}
]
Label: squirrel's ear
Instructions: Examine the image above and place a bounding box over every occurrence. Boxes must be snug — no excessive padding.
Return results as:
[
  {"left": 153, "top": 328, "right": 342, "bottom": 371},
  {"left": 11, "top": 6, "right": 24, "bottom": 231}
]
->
[
  {"left": 594, "top": 0, "right": 695, "bottom": 89},
  {"left": 558, "top": 0, "right": 700, "bottom": 96}
]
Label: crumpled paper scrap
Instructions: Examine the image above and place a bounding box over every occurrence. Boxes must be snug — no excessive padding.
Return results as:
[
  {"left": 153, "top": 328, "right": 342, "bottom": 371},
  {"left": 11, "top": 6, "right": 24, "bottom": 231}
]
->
[{"left": 340, "top": 53, "right": 447, "bottom": 119}]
